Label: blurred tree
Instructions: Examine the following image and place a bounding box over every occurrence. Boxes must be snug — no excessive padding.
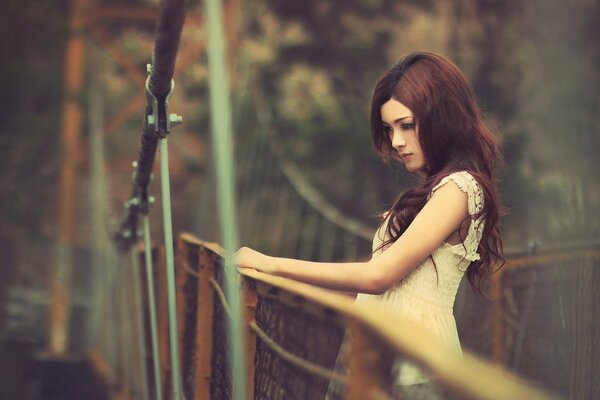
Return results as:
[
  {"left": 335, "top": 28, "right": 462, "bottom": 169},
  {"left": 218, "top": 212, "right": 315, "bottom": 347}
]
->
[
  {"left": 454, "top": 0, "right": 545, "bottom": 247},
  {"left": 515, "top": 0, "right": 600, "bottom": 243},
  {"left": 2, "top": 0, "right": 597, "bottom": 277},
  {"left": 236, "top": 0, "right": 440, "bottom": 223},
  {"left": 441, "top": 0, "right": 599, "bottom": 247},
  {"left": 0, "top": 0, "right": 68, "bottom": 225},
  {"left": 0, "top": 0, "right": 68, "bottom": 292}
]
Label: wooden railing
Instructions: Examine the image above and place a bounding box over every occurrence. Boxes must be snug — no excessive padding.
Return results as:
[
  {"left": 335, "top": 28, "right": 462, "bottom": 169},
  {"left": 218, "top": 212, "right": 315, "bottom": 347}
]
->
[{"left": 142, "top": 232, "right": 557, "bottom": 400}]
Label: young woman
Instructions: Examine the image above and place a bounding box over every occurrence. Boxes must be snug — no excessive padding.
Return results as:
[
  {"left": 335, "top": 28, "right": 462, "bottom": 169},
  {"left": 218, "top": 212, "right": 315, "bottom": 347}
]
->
[{"left": 236, "top": 51, "right": 504, "bottom": 394}]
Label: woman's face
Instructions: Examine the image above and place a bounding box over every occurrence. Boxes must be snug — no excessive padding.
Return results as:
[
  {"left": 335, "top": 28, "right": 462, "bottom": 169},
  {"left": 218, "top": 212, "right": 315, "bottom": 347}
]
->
[{"left": 380, "top": 98, "right": 427, "bottom": 172}]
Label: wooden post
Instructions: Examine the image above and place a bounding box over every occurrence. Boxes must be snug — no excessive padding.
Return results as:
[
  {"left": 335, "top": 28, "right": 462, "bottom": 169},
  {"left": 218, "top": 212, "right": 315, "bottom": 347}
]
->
[
  {"left": 346, "top": 321, "right": 394, "bottom": 400},
  {"left": 175, "top": 236, "right": 204, "bottom": 399},
  {"left": 50, "top": 0, "right": 87, "bottom": 355},
  {"left": 175, "top": 237, "right": 188, "bottom": 393},
  {"left": 194, "top": 244, "right": 216, "bottom": 399},
  {"left": 570, "top": 255, "right": 595, "bottom": 399},
  {"left": 242, "top": 276, "right": 258, "bottom": 398}
]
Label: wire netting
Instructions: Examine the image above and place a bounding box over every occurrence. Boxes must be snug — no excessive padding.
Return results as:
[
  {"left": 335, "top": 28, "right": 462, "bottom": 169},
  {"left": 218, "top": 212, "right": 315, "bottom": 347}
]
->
[
  {"left": 210, "top": 258, "right": 233, "bottom": 399},
  {"left": 502, "top": 254, "right": 598, "bottom": 398},
  {"left": 253, "top": 294, "right": 346, "bottom": 400},
  {"left": 457, "top": 251, "right": 599, "bottom": 399},
  {"left": 180, "top": 242, "right": 201, "bottom": 400},
  {"left": 234, "top": 124, "right": 374, "bottom": 263}
]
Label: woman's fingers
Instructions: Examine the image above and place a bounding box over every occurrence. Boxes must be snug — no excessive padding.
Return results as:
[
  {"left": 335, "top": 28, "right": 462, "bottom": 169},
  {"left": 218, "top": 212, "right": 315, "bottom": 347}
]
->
[
  {"left": 234, "top": 247, "right": 272, "bottom": 273},
  {"left": 234, "top": 246, "right": 258, "bottom": 268}
]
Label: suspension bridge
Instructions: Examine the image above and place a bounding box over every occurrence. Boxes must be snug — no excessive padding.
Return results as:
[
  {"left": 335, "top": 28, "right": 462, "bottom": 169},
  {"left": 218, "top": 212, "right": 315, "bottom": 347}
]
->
[{"left": 2, "top": 0, "right": 598, "bottom": 399}]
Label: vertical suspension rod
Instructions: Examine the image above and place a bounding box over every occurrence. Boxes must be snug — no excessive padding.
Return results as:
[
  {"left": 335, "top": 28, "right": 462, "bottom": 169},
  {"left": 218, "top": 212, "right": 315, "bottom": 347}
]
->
[
  {"left": 112, "top": 1, "right": 185, "bottom": 397},
  {"left": 158, "top": 138, "right": 182, "bottom": 399},
  {"left": 143, "top": 215, "right": 164, "bottom": 400},
  {"left": 205, "top": 0, "right": 248, "bottom": 398}
]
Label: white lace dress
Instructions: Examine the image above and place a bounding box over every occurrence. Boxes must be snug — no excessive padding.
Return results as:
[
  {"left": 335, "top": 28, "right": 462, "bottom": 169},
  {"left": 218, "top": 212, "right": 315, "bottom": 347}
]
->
[{"left": 355, "top": 171, "right": 485, "bottom": 385}]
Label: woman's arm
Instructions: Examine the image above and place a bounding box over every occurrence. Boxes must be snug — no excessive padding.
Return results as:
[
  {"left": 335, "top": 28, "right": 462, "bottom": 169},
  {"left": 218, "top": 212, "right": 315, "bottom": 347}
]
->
[{"left": 236, "top": 181, "right": 469, "bottom": 294}]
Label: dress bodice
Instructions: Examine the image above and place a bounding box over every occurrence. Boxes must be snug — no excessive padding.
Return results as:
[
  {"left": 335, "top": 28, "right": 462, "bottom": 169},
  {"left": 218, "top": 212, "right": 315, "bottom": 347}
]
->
[
  {"left": 354, "top": 171, "right": 485, "bottom": 385},
  {"left": 356, "top": 170, "right": 485, "bottom": 313}
]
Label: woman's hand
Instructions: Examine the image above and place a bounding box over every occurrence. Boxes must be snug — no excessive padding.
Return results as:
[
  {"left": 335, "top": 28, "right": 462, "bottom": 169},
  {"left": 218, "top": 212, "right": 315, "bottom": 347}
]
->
[{"left": 234, "top": 246, "right": 276, "bottom": 274}]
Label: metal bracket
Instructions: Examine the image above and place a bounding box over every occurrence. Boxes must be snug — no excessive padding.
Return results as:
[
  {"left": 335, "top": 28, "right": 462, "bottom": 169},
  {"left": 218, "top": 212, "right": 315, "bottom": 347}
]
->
[
  {"left": 145, "top": 63, "right": 183, "bottom": 138},
  {"left": 130, "top": 161, "right": 155, "bottom": 216}
]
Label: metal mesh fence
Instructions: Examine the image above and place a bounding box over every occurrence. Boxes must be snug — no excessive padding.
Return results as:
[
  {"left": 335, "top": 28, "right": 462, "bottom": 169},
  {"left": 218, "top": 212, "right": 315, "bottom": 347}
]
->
[
  {"left": 502, "top": 254, "right": 598, "bottom": 398},
  {"left": 210, "top": 259, "right": 233, "bottom": 399},
  {"left": 180, "top": 241, "right": 201, "bottom": 400},
  {"left": 253, "top": 295, "right": 345, "bottom": 400},
  {"left": 166, "top": 236, "right": 559, "bottom": 400},
  {"left": 457, "top": 250, "right": 599, "bottom": 399}
]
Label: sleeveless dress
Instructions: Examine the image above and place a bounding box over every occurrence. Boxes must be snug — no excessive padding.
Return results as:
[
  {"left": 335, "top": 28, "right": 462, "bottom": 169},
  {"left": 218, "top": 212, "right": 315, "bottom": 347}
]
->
[{"left": 355, "top": 171, "right": 485, "bottom": 386}]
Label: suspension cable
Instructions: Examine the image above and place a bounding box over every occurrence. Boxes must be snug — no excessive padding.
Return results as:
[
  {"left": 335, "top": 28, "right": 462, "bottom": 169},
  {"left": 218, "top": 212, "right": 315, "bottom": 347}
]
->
[
  {"left": 111, "top": 0, "right": 186, "bottom": 397},
  {"left": 143, "top": 216, "right": 163, "bottom": 400}
]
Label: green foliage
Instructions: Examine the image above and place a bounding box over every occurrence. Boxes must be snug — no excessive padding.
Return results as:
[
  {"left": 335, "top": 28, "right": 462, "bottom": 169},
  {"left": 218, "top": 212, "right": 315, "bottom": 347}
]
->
[
  {"left": 0, "top": 0, "right": 68, "bottom": 231},
  {"left": 512, "top": 0, "right": 600, "bottom": 242},
  {"left": 1, "top": 0, "right": 598, "bottom": 260},
  {"left": 237, "top": 0, "right": 432, "bottom": 220},
  {"left": 237, "top": 0, "right": 600, "bottom": 247}
]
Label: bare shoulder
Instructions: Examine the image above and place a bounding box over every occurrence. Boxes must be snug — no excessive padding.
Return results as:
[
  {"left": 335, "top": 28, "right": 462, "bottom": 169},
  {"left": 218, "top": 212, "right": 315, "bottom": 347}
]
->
[
  {"left": 428, "top": 179, "right": 469, "bottom": 213},
  {"left": 431, "top": 171, "right": 484, "bottom": 217}
]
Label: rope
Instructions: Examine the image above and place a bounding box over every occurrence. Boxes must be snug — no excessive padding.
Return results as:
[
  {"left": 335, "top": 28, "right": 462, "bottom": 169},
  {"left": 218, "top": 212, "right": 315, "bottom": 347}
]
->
[
  {"left": 181, "top": 260, "right": 201, "bottom": 278},
  {"left": 149, "top": 0, "right": 185, "bottom": 96},
  {"left": 255, "top": 106, "right": 375, "bottom": 242},
  {"left": 248, "top": 320, "right": 348, "bottom": 385},
  {"left": 209, "top": 277, "right": 233, "bottom": 317},
  {"left": 208, "top": 276, "right": 348, "bottom": 385},
  {"left": 270, "top": 134, "right": 374, "bottom": 242}
]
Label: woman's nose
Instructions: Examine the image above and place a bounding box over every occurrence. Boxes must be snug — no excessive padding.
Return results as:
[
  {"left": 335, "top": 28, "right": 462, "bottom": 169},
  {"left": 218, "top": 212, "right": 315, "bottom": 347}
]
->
[{"left": 391, "top": 130, "right": 406, "bottom": 149}]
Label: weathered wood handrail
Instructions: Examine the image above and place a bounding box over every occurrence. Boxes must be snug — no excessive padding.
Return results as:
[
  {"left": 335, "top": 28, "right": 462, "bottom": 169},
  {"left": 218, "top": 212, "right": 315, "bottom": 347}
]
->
[{"left": 174, "top": 232, "right": 557, "bottom": 400}]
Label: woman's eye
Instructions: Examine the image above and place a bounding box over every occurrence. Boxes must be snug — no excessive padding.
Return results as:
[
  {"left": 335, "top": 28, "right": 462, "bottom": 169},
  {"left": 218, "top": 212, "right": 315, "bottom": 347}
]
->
[
  {"left": 401, "top": 123, "right": 415, "bottom": 130},
  {"left": 383, "top": 126, "right": 392, "bottom": 135}
]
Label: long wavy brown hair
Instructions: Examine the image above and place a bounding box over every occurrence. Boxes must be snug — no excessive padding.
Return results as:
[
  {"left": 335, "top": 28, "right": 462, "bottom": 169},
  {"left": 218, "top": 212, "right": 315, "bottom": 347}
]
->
[{"left": 370, "top": 52, "right": 505, "bottom": 292}]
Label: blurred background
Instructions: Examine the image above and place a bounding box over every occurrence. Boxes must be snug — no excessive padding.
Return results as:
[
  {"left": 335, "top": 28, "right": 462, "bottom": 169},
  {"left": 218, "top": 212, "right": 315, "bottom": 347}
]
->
[{"left": 0, "top": 0, "right": 598, "bottom": 398}]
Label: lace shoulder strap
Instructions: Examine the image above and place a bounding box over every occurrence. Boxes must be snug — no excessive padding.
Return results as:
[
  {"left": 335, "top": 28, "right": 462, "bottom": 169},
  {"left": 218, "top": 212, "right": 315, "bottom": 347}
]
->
[
  {"left": 431, "top": 171, "right": 485, "bottom": 261},
  {"left": 431, "top": 171, "right": 484, "bottom": 217}
]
